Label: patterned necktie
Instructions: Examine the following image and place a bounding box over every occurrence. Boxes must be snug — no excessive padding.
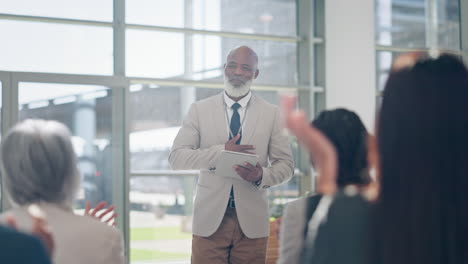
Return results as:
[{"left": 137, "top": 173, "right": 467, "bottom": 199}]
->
[
  {"left": 228, "top": 102, "right": 241, "bottom": 208},
  {"left": 229, "top": 102, "right": 242, "bottom": 144}
]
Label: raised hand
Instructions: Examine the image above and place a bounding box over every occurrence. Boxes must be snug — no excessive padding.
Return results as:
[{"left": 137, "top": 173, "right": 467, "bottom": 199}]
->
[
  {"left": 281, "top": 94, "right": 338, "bottom": 195},
  {"left": 84, "top": 201, "right": 116, "bottom": 226},
  {"left": 225, "top": 134, "right": 256, "bottom": 154}
]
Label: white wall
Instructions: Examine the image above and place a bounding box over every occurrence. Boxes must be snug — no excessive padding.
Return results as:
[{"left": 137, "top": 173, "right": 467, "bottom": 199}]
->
[{"left": 325, "top": 0, "right": 376, "bottom": 132}]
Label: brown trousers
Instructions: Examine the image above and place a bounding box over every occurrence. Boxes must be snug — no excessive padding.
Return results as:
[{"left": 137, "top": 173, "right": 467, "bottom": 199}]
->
[{"left": 192, "top": 207, "right": 268, "bottom": 264}]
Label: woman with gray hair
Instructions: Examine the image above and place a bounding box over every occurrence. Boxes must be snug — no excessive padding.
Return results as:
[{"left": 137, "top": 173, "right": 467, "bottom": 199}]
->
[{"left": 0, "top": 119, "right": 124, "bottom": 264}]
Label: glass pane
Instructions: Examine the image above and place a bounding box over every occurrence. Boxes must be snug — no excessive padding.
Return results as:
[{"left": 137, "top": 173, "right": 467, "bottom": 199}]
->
[
  {"left": 0, "top": 21, "right": 113, "bottom": 75},
  {"left": 436, "top": 0, "right": 460, "bottom": 50},
  {"left": 130, "top": 175, "right": 194, "bottom": 263},
  {"left": 269, "top": 174, "right": 300, "bottom": 217},
  {"left": 375, "top": 0, "right": 460, "bottom": 50},
  {"left": 127, "top": 30, "right": 297, "bottom": 86},
  {"left": 376, "top": 51, "right": 397, "bottom": 93},
  {"left": 126, "top": 31, "right": 185, "bottom": 79},
  {"left": 0, "top": 82, "right": 2, "bottom": 207},
  {"left": 0, "top": 0, "right": 113, "bottom": 21},
  {"left": 0, "top": 81, "right": 2, "bottom": 134},
  {"left": 126, "top": 0, "right": 296, "bottom": 36},
  {"left": 19, "top": 82, "right": 113, "bottom": 210}
]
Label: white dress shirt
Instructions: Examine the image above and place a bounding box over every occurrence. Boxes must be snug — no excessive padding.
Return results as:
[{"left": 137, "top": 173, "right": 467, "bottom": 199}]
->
[{"left": 223, "top": 91, "right": 252, "bottom": 138}]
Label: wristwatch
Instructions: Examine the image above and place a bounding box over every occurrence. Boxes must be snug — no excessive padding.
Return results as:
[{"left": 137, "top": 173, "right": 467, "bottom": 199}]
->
[{"left": 254, "top": 178, "right": 262, "bottom": 186}]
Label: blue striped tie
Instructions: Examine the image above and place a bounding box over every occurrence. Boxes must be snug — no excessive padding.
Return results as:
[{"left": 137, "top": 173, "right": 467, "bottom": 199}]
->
[
  {"left": 229, "top": 103, "right": 242, "bottom": 144},
  {"left": 228, "top": 102, "right": 242, "bottom": 208}
]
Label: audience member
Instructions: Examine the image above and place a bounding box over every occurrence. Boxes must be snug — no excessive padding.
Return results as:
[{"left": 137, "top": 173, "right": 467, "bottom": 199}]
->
[
  {"left": 0, "top": 119, "right": 124, "bottom": 264},
  {"left": 284, "top": 54, "right": 468, "bottom": 264},
  {"left": 0, "top": 212, "right": 53, "bottom": 263},
  {"left": 277, "top": 108, "right": 370, "bottom": 264},
  {"left": 0, "top": 225, "right": 51, "bottom": 263}
]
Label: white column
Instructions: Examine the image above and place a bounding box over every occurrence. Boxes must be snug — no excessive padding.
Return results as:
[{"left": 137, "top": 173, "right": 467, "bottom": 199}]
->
[{"left": 325, "top": 0, "right": 377, "bottom": 131}]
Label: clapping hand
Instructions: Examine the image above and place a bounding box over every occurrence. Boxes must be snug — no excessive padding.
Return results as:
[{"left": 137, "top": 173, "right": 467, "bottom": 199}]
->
[{"left": 84, "top": 201, "right": 116, "bottom": 226}]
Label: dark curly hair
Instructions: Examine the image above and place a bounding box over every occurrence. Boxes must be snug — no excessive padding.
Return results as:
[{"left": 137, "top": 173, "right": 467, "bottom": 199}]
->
[{"left": 312, "top": 108, "right": 370, "bottom": 187}]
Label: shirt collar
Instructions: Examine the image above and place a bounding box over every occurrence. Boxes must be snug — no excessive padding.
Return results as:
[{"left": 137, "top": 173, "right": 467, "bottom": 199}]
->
[{"left": 223, "top": 91, "right": 252, "bottom": 109}]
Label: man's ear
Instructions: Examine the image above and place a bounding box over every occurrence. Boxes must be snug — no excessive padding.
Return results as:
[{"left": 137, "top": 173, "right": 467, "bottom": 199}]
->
[{"left": 254, "top": 69, "right": 259, "bottom": 79}]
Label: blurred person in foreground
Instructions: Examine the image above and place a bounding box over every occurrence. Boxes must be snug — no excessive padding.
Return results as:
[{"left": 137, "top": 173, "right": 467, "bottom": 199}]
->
[
  {"left": 283, "top": 53, "right": 468, "bottom": 264},
  {"left": 0, "top": 209, "right": 53, "bottom": 263},
  {"left": 0, "top": 119, "right": 124, "bottom": 264},
  {"left": 277, "top": 108, "right": 371, "bottom": 264}
]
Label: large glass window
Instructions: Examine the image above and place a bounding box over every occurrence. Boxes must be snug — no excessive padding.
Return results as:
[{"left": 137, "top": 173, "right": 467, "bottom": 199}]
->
[
  {"left": 0, "top": 21, "right": 113, "bottom": 75},
  {"left": 19, "top": 82, "right": 113, "bottom": 209},
  {"left": 375, "top": 0, "right": 462, "bottom": 107},
  {"left": 0, "top": 0, "right": 308, "bottom": 262},
  {"left": 126, "top": 31, "right": 297, "bottom": 86},
  {"left": 375, "top": 0, "right": 460, "bottom": 50},
  {"left": 126, "top": 0, "right": 296, "bottom": 36}
]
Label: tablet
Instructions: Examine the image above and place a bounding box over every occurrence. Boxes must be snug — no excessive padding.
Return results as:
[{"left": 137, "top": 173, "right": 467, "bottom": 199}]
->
[{"left": 215, "top": 150, "right": 259, "bottom": 180}]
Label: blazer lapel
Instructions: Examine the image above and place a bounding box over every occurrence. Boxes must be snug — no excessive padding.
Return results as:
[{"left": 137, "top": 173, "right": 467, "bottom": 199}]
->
[
  {"left": 213, "top": 93, "right": 228, "bottom": 143},
  {"left": 242, "top": 94, "right": 261, "bottom": 145}
]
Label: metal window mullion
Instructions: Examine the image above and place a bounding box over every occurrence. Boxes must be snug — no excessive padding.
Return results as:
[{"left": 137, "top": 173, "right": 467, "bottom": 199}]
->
[
  {"left": 112, "top": 0, "right": 129, "bottom": 263},
  {"left": 0, "top": 13, "right": 112, "bottom": 28},
  {"left": 111, "top": 84, "right": 130, "bottom": 264},
  {"left": 125, "top": 23, "right": 306, "bottom": 43},
  {"left": 313, "top": 0, "right": 326, "bottom": 113},
  {"left": 297, "top": 0, "right": 321, "bottom": 195},
  {"left": 129, "top": 77, "right": 322, "bottom": 92},
  {"left": 376, "top": 45, "right": 462, "bottom": 55},
  {"left": 0, "top": 71, "right": 320, "bottom": 92},
  {"left": 425, "top": 0, "right": 439, "bottom": 51},
  {"left": 460, "top": 0, "right": 468, "bottom": 62},
  {"left": 1, "top": 73, "right": 18, "bottom": 211},
  {"left": 0, "top": 71, "right": 126, "bottom": 86},
  {"left": 2, "top": 73, "right": 19, "bottom": 210},
  {"left": 130, "top": 171, "right": 199, "bottom": 177},
  {"left": 114, "top": 0, "right": 125, "bottom": 76}
]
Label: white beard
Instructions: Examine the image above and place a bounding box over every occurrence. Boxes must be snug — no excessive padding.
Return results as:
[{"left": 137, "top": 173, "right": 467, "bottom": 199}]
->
[{"left": 224, "top": 78, "right": 252, "bottom": 98}]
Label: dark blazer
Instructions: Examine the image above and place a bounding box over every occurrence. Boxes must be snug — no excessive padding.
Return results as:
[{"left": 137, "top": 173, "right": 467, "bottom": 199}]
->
[
  {"left": 0, "top": 226, "right": 51, "bottom": 264},
  {"left": 304, "top": 194, "right": 323, "bottom": 237},
  {"left": 301, "top": 193, "right": 372, "bottom": 264}
]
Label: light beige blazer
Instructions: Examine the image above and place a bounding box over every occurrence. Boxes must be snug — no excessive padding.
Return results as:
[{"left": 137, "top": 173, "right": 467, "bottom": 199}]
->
[
  {"left": 169, "top": 92, "right": 294, "bottom": 238},
  {"left": 1, "top": 203, "right": 124, "bottom": 264}
]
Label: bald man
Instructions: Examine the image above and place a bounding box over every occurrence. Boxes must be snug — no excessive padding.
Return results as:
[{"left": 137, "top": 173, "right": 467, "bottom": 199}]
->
[{"left": 169, "top": 46, "right": 294, "bottom": 263}]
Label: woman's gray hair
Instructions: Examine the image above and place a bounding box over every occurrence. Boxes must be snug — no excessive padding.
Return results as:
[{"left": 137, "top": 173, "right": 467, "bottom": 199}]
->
[{"left": 0, "top": 119, "right": 80, "bottom": 206}]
